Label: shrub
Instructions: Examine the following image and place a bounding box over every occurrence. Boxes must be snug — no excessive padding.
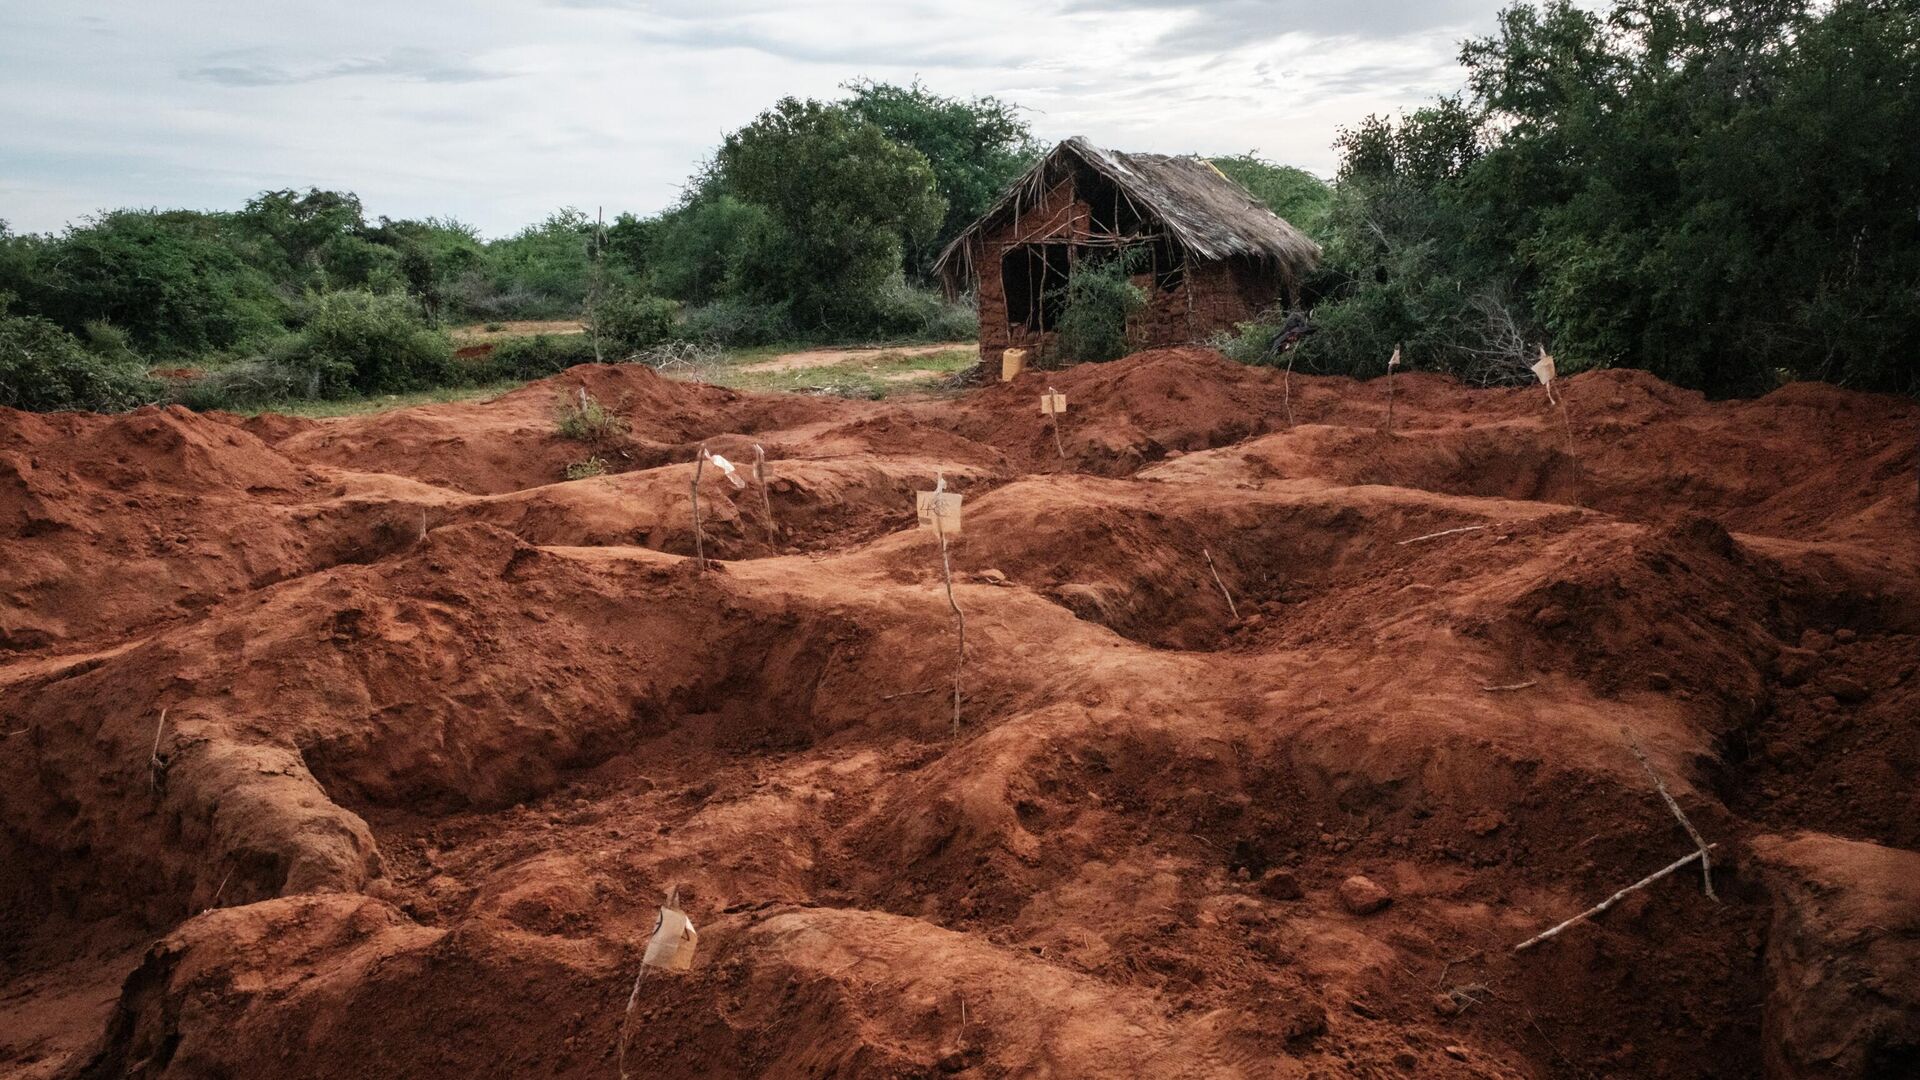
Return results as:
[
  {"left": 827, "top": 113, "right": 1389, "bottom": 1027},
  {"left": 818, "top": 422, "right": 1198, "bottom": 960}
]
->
[
  {"left": 272, "top": 290, "right": 454, "bottom": 396},
  {"left": 590, "top": 290, "right": 677, "bottom": 356},
  {"left": 0, "top": 309, "right": 161, "bottom": 412},
  {"left": 681, "top": 297, "right": 792, "bottom": 347},
  {"left": 482, "top": 333, "right": 599, "bottom": 381},
  {"left": 869, "top": 281, "right": 976, "bottom": 341},
  {"left": 1049, "top": 251, "right": 1145, "bottom": 363},
  {"left": 553, "top": 387, "right": 627, "bottom": 442}
]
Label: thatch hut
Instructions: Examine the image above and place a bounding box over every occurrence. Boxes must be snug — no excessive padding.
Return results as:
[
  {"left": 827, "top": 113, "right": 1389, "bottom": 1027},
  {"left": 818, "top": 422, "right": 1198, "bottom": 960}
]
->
[{"left": 935, "top": 137, "right": 1320, "bottom": 368}]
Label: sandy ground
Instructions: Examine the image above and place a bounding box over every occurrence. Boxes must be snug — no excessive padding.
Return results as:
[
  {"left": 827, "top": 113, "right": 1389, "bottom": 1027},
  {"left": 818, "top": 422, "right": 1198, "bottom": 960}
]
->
[
  {"left": 2, "top": 348, "right": 1916, "bottom": 1079},
  {"left": 735, "top": 342, "right": 975, "bottom": 374}
]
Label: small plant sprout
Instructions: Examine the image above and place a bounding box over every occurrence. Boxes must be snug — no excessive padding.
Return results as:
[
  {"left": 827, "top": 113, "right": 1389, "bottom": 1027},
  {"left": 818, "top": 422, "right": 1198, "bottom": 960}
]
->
[
  {"left": 565, "top": 455, "right": 609, "bottom": 481},
  {"left": 554, "top": 386, "right": 627, "bottom": 442}
]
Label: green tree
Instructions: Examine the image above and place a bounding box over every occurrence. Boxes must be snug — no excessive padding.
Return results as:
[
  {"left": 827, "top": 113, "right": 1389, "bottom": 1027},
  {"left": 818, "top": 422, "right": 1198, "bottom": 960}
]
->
[
  {"left": 1209, "top": 155, "right": 1334, "bottom": 241},
  {"left": 842, "top": 79, "right": 1039, "bottom": 280},
  {"left": 0, "top": 295, "right": 160, "bottom": 412},
  {"left": 715, "top": 97, "right": 945, "bottom": 332}
]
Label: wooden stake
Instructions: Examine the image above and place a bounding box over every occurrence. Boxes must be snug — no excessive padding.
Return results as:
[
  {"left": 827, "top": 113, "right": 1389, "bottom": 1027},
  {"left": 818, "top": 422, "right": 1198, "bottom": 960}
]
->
[
  {"left": 934, "top": 495, "right": 966, "bottom": 737},
  {"left": 1202, "top": 547, "right": 1239, "bottom": 621},
  {"left": 1385, "top": 344, "right": 1401, "bottom": 434},
  {"left": 1046, "top": 386, "right": 1067, "bottom": 459},
  {"left": 148, "top": 707, "right": 168, "bottom": 792},
  {"left": 1623, "top": 728, "right": 1717, "bottom": 901},
  {"left": 1512, "top": 844, "right": 1717, "bottom": 953},
  {"left": 690, "top": 446, "right": 708, "bottom": 571},
  {"left": 1284, "top": 353, "right": 1296, "bottom": 427},
  {"left": 753, "top": 444, "right": 777, "bottom": 550}
]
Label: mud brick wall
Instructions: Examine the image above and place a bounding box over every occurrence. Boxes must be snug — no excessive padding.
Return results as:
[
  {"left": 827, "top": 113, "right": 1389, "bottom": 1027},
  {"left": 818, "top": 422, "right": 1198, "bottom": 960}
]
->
[{"left": 972, "top": 176, "right": 1289, "bottom": 368}]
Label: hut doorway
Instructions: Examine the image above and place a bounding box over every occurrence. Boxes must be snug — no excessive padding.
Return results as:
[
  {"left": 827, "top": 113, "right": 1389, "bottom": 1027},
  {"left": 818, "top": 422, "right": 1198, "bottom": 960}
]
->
[{"left": 1003, "top": 243, "right": 1072, "bottom": 331}]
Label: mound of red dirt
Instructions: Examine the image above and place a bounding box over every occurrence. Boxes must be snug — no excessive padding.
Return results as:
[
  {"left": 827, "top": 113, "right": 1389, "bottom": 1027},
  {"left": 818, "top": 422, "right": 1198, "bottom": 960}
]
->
[{"left": 4, "top": 348, "right": 1917, "bottom": 1079}]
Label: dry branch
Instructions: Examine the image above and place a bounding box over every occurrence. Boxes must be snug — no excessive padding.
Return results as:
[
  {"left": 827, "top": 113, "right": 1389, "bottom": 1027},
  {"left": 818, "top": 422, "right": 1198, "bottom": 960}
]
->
[
  {"left": 1396, "top": 524, "right": 1490, "bottom": 545},
  {"left": 1481, "top": 680, "right": 1538, "bottom": 693},
  {"left": 1623, "top": 728, "right": 1718, "bottom": 901},
  {"left": 1202, "top": 546, "right": 1239, "bottom": 621},
  {"left": 1512, "top": 844, "right": 1718, "bottom": 953}
]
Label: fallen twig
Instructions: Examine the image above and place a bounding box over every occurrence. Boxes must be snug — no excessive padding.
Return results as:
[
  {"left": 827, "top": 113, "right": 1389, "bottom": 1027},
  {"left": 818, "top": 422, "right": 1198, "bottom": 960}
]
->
[
  {"left": 1202, "top": 546, "right": 1239, "bottom": 621},
  {"left": 880, "top": 685, "right": 938, "bottom": 701},
  {"left": 1512, "top": 844, "right": 1718, "bottom": 953},
  {"left": 1623, "top": 728, "right": 1718, "bottom": 901},
  {"left": 1481, "top": 680, "right": 1537, "bottom": 693},
  {"left": 1396, "top": 524, "right": 1489, "bottom": 545}
]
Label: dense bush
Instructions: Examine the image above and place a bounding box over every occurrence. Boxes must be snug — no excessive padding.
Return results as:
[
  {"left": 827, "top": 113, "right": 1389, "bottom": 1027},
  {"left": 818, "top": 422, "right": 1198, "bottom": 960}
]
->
[
  {"left": 680, "top": 297, "right": 793, "bottom": 347},
  {"left": 1049, "top": 253, "right": 1145, "bottom": 363},
  {"left": 1209, "top": 154, "right": 1333, "bottom": 241},
  {"left": 269, "top": 290, "right": 455, "bottom": 397},
  {"left": 0, "top": 306, "right": 160, "bottom": 412},
  {"left": 1261, "top": 0, "right": 1920, "bottom": 396},
  {"left": 479, "top": 333, "right": 600, "bottom": 381},
  {"left": 590, "top": 290, "right": 677, "bottom": 355}
]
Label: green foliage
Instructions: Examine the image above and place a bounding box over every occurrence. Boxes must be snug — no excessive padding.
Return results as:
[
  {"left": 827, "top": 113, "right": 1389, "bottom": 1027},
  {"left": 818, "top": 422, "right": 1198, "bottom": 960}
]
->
[
  {"left": 552, "top": 387, "right": 627, "bottom": 442},
  {"left": 642, "top": 196, "right": 778, "bottom": 306},
  {"left": 680, "top": 297, "right": 793, "bottom": 347},
  {"left": 1209, "top": 155, "right": 1334, "bottom": 240},
  {"left": 14, "top": 210, "right": 283, "bottom": 357},
  {"left": 716, "top": 96, "right": 946, "bottom": 333},
  {"left": 269, "top": 290, "right": 455, "bottom": 397},
  {"left": 590, "top": 290, "right": 678, "bottom": 355},
  {"left": 1049, "top": 252, "right": 1146, "bottom": 364},
  {"left": 481, "top": 333, "right": 599, "bottom": 381},
  {"left": 462, "top": 208, "right": 603, "bottom": 319},
  {"left": 842, "top": 79, "right": 1040, "bottom": 280},
  {"left": 1275, "top": 0, "right": 1920, "bottom": 395},
  {"left": 0, "top": 305, "right": 160, "bottom": 412}
]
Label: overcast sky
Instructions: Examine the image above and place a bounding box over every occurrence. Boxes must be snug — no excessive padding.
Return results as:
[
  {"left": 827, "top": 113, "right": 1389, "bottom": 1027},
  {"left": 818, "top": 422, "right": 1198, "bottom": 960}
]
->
[{"left": 1, "top": 1, "right": 1517, "bottom": 238}]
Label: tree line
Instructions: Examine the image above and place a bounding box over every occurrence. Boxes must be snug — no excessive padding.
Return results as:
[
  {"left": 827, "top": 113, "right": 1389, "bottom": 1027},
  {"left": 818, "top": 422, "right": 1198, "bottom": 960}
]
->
[{"left": 3, "top": 0, "right": 1914, "bottom": 412}]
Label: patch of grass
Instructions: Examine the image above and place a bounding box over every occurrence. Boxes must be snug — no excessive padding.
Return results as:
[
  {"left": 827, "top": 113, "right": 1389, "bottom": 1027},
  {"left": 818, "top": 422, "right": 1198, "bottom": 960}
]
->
[
  {"left": 697, "top": 346, "right": 977, "bottom": 398},
  {"left": 564, "top": 455, "right": 609, "bottom": 480},
  {"left": 554, "top": 387, "right": 628, "bottom": 441},
  {"left": 246, "top": 380, "right": 522, "bottom": 418}
]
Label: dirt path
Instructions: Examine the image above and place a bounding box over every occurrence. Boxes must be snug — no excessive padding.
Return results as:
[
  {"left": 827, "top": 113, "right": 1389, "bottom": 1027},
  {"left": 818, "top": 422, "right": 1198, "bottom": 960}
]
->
[
  {"left": 3, "top": 349, "right": 1916, "bottom": 1079},
  {"left": 737, "top": 341, "right": 974, "bottom": 373}
]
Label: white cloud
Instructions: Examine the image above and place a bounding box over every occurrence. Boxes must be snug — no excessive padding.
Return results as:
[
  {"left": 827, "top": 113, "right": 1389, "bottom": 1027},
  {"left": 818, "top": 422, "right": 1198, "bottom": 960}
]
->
[{"left": 0, "top": 0, "right": 1514, "bottom": 237}]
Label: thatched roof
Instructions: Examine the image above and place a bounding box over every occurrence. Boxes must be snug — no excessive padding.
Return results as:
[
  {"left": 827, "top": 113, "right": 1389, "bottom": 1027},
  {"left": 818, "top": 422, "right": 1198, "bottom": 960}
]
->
[{"left": 934, "top": 136, "right": 1321, "bottom": 291}]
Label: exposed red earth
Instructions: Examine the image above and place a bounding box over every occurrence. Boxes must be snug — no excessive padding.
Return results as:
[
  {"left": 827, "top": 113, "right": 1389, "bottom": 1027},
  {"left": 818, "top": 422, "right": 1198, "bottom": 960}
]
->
[{"left": 3, "top": 348, "right": 1915, "bottom": 1078}]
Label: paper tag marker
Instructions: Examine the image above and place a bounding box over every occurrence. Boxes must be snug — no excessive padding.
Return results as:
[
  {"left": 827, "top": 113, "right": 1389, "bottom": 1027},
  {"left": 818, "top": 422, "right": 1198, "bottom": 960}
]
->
[
  {"left": 642, "top": 904, "right": 698, "bottom": 971},
  {"left": 1040, "top": 392, "right": 1067, "bottom": 416},
  {"left": 916, "top": 474, "right": 963, "bottom": 536},
  {"left": 1531, "top": 347, "right": 1559, "bottom": 404}
]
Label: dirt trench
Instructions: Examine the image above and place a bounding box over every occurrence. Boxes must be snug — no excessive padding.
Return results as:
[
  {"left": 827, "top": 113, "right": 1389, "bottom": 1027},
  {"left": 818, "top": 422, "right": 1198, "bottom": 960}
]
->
[{"left": 3, "top": 350, "right": 1917, "bottom": 1079}]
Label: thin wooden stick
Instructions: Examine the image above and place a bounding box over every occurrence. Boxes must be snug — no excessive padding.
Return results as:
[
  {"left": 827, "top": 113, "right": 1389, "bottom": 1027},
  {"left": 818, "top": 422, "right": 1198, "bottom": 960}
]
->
[
  {"left": 618, "top": 963, "right": 647, "bottom": 1080},
  {"left": 1046, "top": 386, "right": 1066, "bottom": 459},
  {"left": 753, "top": 444, "right": 777, "bottom": 550},
  {"left": 690, "top": 446, "right": 707, "bottom": 571},
  {"left": 1481, "top": 680, "right": 1537, "bottom": 693},
  {"left": 1623, "top": 728, "right": 1717, "bottom": 901},
  {"left": 935, "top": 507, "right": 965, "bottom": 737},
  {"left": 1384, "top": 344, "right": 1400, "bottom": 434},
  {"left": 148, "top": 707, "right": 168, "bottom": 792},
  {"left": 1396, "top": 524, "right": 1489, "bottom": 545},
  {"left": 1202, "top": 547, "right": 1239, "bottom": 621},
  {"left": 880, "top": 685, "right": 939, "bottom": 701},
  {"left": 1512, "top": 845, "right": 1717, "bottom": 953},
  {"left": 1283, "top": 353, "right": 1295, "bottom": 427}
]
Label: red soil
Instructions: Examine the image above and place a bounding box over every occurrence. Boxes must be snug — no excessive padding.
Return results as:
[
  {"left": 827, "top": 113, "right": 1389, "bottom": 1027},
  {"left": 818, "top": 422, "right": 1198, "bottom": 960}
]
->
[{"left": 3, "top": 350, "right": 1916, "bottom": 1079}]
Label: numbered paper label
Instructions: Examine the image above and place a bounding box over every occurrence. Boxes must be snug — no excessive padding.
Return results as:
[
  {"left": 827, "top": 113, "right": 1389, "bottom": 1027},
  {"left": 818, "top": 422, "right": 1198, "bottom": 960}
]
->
[
  {"left": 642, "top": 906, "right": 698, "bottom": 971},
  {"left": 916, "top": 491, "right": 963, "bottom": 535},
  {"left": 1039, "top": 392, "right": 1067, "bottom": 416}
]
